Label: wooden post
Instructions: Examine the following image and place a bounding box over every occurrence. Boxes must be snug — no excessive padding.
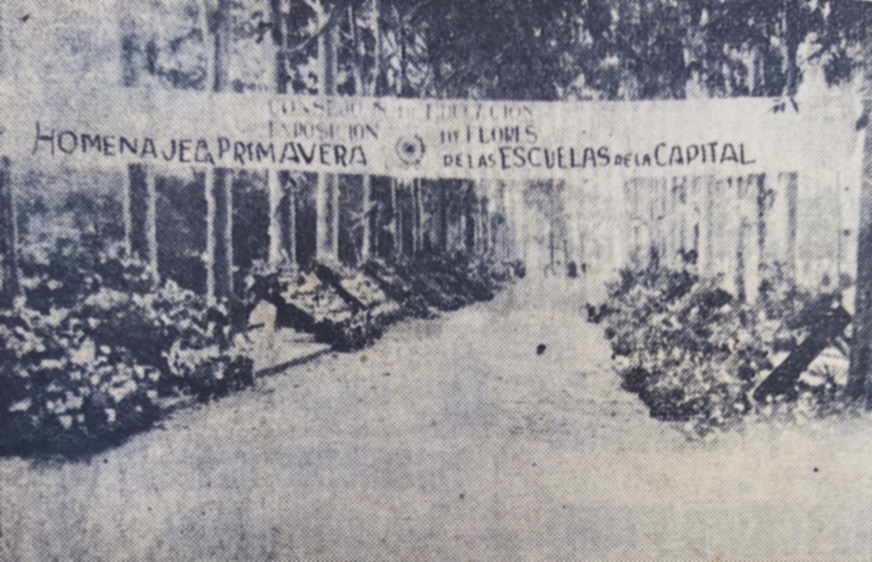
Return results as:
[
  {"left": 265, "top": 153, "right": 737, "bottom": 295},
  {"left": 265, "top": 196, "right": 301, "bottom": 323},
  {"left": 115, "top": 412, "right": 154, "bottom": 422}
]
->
[
  {"left": 848, "top": 3, "right": 872, "bottom": 404},
  {"left": 0, "top": 157, "right": 19, "bottom": 307}
]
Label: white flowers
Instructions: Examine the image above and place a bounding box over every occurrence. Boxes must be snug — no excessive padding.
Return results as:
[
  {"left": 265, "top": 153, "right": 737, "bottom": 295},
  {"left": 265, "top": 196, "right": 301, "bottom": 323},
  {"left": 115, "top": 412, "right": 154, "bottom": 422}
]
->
[
  {"left": 108, "top": 378, "right": 138, "bottom": 403},
  {"left": 8, "top": 398, "right": 32, "bottom": 413}
]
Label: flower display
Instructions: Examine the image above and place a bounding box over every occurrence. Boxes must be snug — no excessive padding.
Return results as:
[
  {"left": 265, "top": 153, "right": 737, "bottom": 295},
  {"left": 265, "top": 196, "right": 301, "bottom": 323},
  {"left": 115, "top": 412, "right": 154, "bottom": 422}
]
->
[{"left": 598, "top": 264, "right": 851, "bottom": 435}]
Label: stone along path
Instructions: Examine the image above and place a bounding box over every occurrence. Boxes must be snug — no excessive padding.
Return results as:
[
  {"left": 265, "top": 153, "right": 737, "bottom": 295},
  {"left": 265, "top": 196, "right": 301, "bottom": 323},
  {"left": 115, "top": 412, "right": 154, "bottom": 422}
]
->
[{"left": 2, "top": 278, "right": 872, "bottom": 560}]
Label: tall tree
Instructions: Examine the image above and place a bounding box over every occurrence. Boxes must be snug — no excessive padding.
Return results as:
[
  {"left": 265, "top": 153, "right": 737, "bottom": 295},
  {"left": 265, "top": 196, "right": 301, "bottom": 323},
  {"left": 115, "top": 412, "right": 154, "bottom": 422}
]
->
[
  {"left": 848, "top": 1, "right": 872, "bottom": 406},
  {"left": 0, "top": 157, "right": 18, "bottom": 307}
]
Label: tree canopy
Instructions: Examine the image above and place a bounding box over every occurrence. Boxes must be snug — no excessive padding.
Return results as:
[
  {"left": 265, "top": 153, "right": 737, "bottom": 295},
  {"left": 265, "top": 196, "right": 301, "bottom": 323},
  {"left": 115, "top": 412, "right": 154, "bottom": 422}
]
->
[{"left": 128, "top": 0, "right": 870, "bottom": 102}]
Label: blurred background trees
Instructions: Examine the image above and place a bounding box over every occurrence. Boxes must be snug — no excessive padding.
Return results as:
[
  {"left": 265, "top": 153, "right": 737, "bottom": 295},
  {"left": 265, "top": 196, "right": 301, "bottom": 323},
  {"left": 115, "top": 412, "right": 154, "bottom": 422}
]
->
[{"left": 119, "top": 0, "right": 868, "bottom": 103}]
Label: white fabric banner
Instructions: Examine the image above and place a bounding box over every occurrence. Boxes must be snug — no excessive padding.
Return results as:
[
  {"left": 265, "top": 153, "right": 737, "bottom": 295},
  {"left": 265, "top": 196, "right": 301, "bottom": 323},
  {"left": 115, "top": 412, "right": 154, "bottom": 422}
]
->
[{"left": 0, "top": 85, "right": 862, "bottom": 182}]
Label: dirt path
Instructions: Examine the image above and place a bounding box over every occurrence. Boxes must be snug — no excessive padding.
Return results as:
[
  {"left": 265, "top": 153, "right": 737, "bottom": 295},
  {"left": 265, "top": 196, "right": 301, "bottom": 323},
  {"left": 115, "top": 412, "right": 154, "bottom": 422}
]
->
[{"left": 2, "top": 278, "right": 871, "bottom": 560}]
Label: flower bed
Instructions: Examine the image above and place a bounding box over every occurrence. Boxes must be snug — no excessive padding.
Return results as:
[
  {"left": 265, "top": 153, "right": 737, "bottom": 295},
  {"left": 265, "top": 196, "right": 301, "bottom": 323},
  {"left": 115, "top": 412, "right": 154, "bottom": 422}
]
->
[
  {"left": 247, "top": 252, "right": 522, "bottom": 352},
  {"left": 3, "top": 239, "right": 522, "bottom": 456},
  {"left": 2, "top": 245, "right": 255, "bottom": 457},
  {"left": 598, "top": 264, "right": 852, "bottom": 434}
]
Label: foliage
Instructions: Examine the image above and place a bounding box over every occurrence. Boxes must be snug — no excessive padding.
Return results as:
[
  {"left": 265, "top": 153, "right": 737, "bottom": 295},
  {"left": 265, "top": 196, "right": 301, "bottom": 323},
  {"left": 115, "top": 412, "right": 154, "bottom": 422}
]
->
[
  {"left": 131, "top": 0, "right": 870, "bottom": 102},
  {"left": 2, "top": 245, "right": 256, "bottom": 457},
  {"left": 0, "top": 306, "right": 161, "bottom": 456},
  {"left": 20, "top": 240, "right": 155, "bottom": 313},
  {"left": 243, "top": 251, "right": 520, "bottom": 352},
  {"left": 601, "top": 263, "right": 849, "bottom": 435}
]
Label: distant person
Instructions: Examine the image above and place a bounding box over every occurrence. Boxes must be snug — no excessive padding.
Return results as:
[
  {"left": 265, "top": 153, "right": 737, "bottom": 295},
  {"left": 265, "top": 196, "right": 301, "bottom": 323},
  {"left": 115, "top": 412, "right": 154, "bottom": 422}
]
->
[{"left": 567, "top": 261, "right": 578, "bottom": 279}]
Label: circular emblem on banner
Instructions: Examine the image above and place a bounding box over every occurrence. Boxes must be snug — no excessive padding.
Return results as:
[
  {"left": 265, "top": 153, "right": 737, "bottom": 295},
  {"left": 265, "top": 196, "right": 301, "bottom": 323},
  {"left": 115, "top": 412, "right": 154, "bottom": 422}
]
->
[{"left": 395, "top": 135, "right": 426, "bottom": 166}]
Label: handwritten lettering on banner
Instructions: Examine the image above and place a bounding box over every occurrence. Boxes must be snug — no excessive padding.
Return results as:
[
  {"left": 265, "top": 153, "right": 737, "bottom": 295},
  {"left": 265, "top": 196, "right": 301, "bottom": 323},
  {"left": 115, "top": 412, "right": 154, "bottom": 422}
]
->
[{"left": 5, "top": 88, "right": 859, "bottom": 180}]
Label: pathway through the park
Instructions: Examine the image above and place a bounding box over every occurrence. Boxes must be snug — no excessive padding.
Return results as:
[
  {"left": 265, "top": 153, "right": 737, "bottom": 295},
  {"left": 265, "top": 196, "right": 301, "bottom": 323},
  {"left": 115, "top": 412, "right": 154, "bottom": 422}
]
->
[{"left": 2, "top": 277, "right": 871, "bottom": 560}]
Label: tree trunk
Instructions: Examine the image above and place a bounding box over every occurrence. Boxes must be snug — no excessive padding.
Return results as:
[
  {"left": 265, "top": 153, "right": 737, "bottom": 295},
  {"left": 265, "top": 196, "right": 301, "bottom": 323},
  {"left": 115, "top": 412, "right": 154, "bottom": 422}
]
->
[
  {"left": 0, "top": 157, "right": 19, "bottom": 307},
  {"left": 120, "top": 15, "right": 144, "bottom": 88},
  {"left": 120, "top": 12, "right": 156, "bottom": 277},
  {"left": 784, "top": 0, "right": 801, "bottom": 99},
  {"left": 213, "top": 0, "right": 232, "bottom": 93},
  {"left": 372, "top": 0, "right": 383, "bottom": 96},
  {"left": 784, "top": 172, "right": 799, "bottom": 280},
  {"left": 365, "top": 0, "right": 383, "bottom": 262},
  {"left": 316, "top": 17, "right": 339, "bottom": 262},
  {"left": 848, "top": 3, "right": 872, "bottom": 405},
  {"left": 464, "top": 183, "right": 476, "bottom": 253},
  {"left": 122, "top": 161, "right": 132, "bottom": 257},
  {"left": 738, "top": 177, "right": 760, "bottom": 303},
  {"left": 269, "top": 0, "right": 295, "bottom": 267},
  {"left": 212, "top": 168, "right": 234, "bottom": 300},
  {"left": 127, "top": 163, "right": 159, "bottom": 278},
  {"left": 436, "top": 180, "right": 449, "bottom": 252},
  {"left": 268, "top": 172, "right": 296, "bottom": 267},
  {"left": 145, "top": 166, "right": 158, "bottom": 276},
  {"left": 197, "top": 0, "right": 215, "bottom": 92},
  {"left": 351, "top": 0, "right": 377, "bottom": 264},
  {"left": 756, "top": 174, "right": 768, "bottom": 276},
  {"left": 699, "top": 177, "right": 713, "bottom": 276},
  {"left": 268, "top": 170, "right": 282, "bottom": 264},
  {"left": 360, "top": 175, "right": 372, "bottom": 263},
  {"left": 412, "top": 178, "right": 423, "bottom": 255},
  {"left": 285, "top": 173, "right": 297, "bottom": 265},
  {"left": 205, "top": 167, "right": 216, "bottom": 300},
  {"left": 394, "top": 179, "right": 404, "bottom": 259},
  {"left": 270, "top": 0, "right": 289, "bottom": 95},
  {"left": 209, "top": 0, "right": 233, "bottom": 301}
]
